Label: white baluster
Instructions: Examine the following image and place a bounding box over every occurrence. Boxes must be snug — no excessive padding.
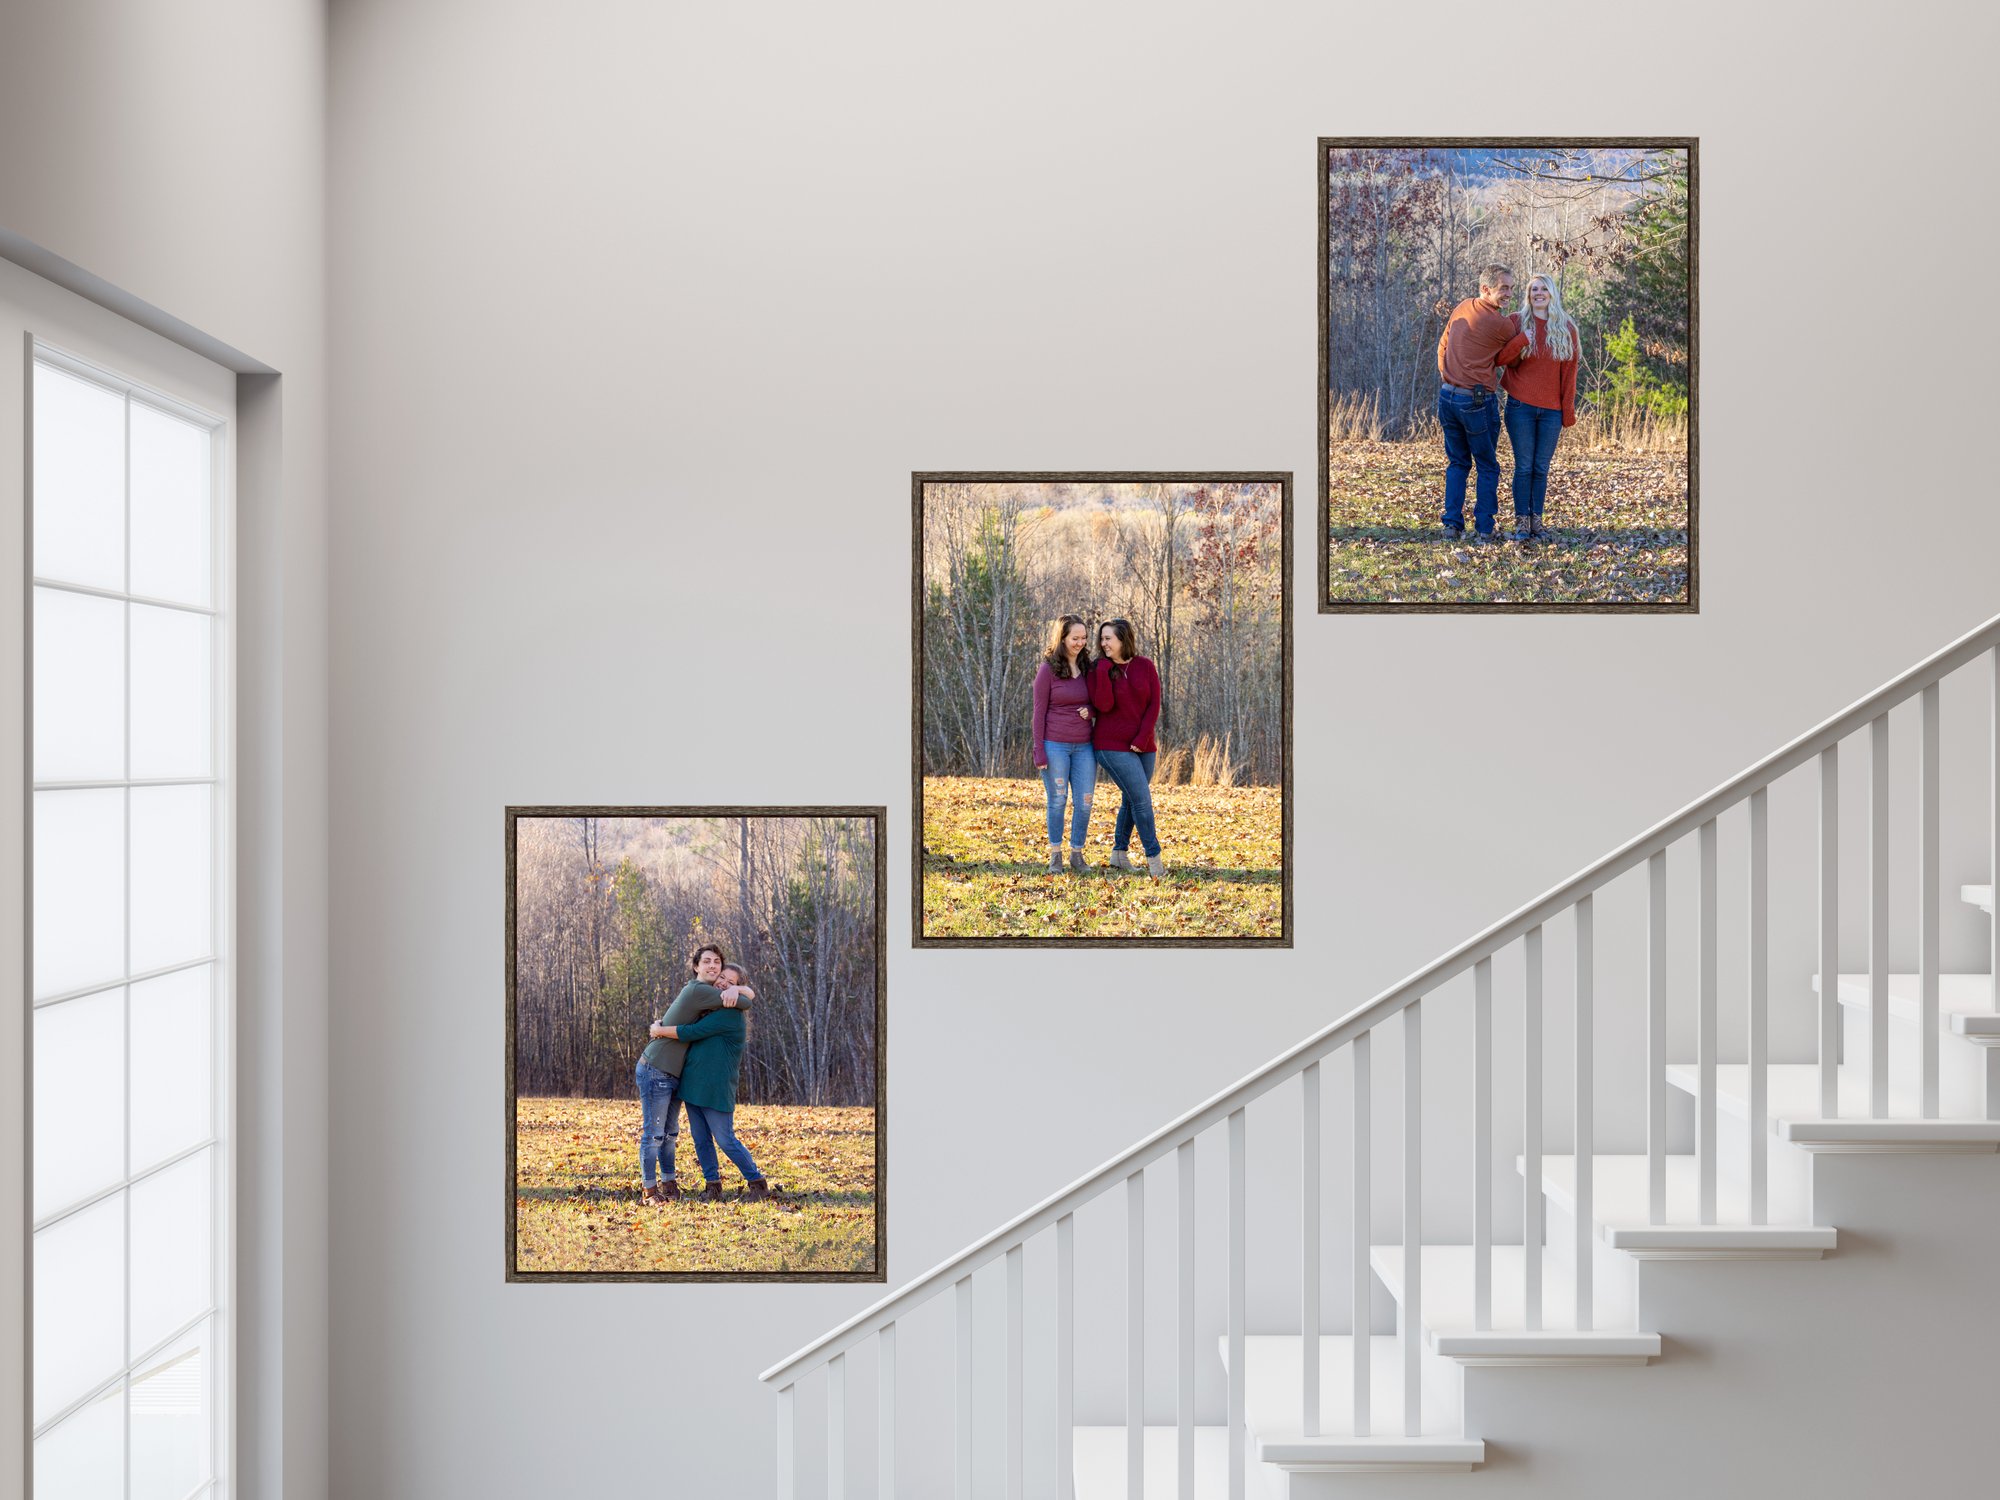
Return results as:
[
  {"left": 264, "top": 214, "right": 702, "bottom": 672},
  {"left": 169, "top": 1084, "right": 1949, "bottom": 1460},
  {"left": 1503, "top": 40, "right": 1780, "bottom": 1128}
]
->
[
  {"left": 777, "top": 1382, "right": 797, "bottom": 1500},
  {"left": 956, "top": 1275, "right": 974, "bottom": 1500},
  {"left": 1178, "top": 1139, "right": 1196, "bottom": 1500},
  {"left": 1991, "top": 647, "right": 2000, "bottom": 1122},
  {"left": 1228, "top": 1109, "right": 1247, "bottom": 1500},
  {"left": 1474, "top": 957, "right": 1493, "bottom": 1331},
  {"left": 1699, "top": 819, "right": 1717, "bottom": 1226},
  {"left": 1007, "top": 1244, "right": 1024, "bottom": 1500},
  {"left": 1749, "top": 789, "right": 1769, "bottom": 1223},
  {"left": 1128, "top": 1171, "right": 1145, "bottom": 1500},
  {"left": 1057, "top": 1213, "right": 1075, "bottom": 1500},
  {"left": 1574, "top": 898, "right": 1593, "bottom": 1330},
  {"left": 829, "top": 1352, "right": 846, "bottom": 1500},
  {"left": 1921, "top": 684, "right": 1940, "bottom": 1119},
  {"left": 879, "top": 1323, "right": 897, "bottom": 1500},
  {"left": 1871, "top": 714, "right": 1890, "bottom": 1119},
  {"left": 1648, "top": 853, "right": 1667, "bottom": 1224},
  {"left": 1524, "top": 925, "right": 1543, "bottom": 1331},
  {"left": 1402, "top": 999, "right": 1422, "bottom": 1436},
  {"left": 1820, "top": 745, "right": 1840, "bottom": 1119},
  {"left": 1302, "top": 1060, "right": 1321, "bottom": 1437},
  {"left": 1350, "top": 1035, "right": 1370, "bottom": 1438}
]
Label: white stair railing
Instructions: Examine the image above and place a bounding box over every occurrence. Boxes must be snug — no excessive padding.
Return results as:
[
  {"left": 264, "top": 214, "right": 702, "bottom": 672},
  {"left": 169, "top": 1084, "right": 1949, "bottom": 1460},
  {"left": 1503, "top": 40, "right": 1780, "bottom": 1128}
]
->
[{"left": 764, "top": 610, "right": 2000, "bottom": 1499}]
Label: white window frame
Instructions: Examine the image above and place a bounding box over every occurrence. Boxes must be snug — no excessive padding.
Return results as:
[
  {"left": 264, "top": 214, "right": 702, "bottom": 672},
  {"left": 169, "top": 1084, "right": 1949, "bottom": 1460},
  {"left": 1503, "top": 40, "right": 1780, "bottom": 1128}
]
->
[{"left": 25, "top": 336, "right": 235, "bottom": 1500}]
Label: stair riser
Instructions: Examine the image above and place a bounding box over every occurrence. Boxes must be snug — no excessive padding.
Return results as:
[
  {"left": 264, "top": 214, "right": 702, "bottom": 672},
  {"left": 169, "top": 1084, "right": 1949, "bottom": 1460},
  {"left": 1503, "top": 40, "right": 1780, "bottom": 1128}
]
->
[
  {"left": 1841, "top": 1004, "right": 1987, "bottom": 1118},
  {"left": 1671, "top": 1084, "right": 1815, "bottom": 1209},
  {"left": 1539, "top": 1193, "right": 1641, "bottom": 1314},
  {"left": 1389, "top": 1299, "right": 1469, "bottom": 1427}
]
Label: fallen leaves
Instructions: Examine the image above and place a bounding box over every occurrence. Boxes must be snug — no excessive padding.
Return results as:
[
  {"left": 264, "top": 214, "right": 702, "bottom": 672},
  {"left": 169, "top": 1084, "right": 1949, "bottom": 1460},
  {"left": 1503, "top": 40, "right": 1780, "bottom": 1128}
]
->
[
  {"left": 514, "top": 1099, "right": 877, "bottom": 1275},
  {"left": 920, "top": 776, "right": 1283, "bottom": 939},
  {"left": 1326, "top": 436, "right": 1690, "bottom": 606}
]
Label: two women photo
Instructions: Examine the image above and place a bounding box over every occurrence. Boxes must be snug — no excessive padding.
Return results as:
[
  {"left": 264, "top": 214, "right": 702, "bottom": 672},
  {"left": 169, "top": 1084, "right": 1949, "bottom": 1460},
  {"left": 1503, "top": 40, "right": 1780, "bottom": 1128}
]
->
[{"left": 1031, "top": 615, "right": 1166, "bottom": 877}]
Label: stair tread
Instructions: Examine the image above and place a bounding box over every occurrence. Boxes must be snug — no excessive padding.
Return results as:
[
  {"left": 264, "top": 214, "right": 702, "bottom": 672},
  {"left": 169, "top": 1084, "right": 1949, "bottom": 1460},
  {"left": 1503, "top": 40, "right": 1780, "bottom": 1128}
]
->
[
  {"left": 1663, "top": 1063, "right": 2000, "bottom": 1139},
  {"left": 1071, "top": 1423, "right": 1481, "bottom": 1493},
  {"left": 1368, "top": 1244, "right": 1643, "bottom": 1335},
  {"left": 1962, "top": 883, "right": 1992, "bottom": 913},
  {"left": 1519, "top": 1153, "right": 1825, "bottom": 1236},
  {"left": 1217, "top": 1334, "right": 1462, "bottom": 1438},
  {"left": 1816, "top": 971, "right": 1999, "bottom": 1030}
]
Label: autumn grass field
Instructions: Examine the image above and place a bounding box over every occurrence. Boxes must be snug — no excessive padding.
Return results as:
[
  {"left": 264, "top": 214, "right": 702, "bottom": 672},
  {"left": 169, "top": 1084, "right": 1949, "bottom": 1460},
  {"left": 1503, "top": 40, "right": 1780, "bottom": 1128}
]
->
[
  {"left": 1327, "top": 435, "right": 1689, "bottom": 606},
  {"left": 921, "top": 775, "right": 1283, "bottom": 940},
  {"left": 514, "top": 1098, "right": 876, "bottom": 1276}
]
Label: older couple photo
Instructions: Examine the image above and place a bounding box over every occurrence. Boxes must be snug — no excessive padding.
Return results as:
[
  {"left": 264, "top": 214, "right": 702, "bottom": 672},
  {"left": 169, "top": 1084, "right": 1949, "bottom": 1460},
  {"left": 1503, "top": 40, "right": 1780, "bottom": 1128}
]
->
[{"left": 1322, "top": 142, "right": 1694, "bottom": 609}]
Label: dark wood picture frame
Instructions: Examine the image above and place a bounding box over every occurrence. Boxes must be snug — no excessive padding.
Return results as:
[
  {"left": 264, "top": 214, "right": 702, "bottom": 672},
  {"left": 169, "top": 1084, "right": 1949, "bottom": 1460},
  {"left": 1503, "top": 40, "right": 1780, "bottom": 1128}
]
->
[
  {"left": 504, "top": 804, "right": 889, "bottom": 1283},
  {"left": 1317, "top": 137, "right": 1699, "bottom": 614},
  {"left": 912, "top": 471, "right": 1294, "bottom": 949}
]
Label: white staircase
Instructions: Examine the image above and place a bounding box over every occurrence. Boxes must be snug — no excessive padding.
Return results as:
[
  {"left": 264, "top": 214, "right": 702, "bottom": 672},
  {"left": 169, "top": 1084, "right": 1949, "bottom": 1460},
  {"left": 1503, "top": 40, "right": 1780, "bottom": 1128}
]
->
[{"left": 763, "top": 617, "right": 2000, "bottom": 1499}]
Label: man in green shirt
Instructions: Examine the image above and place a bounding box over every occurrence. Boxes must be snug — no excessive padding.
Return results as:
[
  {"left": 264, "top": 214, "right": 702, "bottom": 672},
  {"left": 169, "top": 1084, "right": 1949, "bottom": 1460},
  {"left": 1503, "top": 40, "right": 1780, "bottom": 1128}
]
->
[{"left": 636, "top": 944, "right": 752, "bottom": 1203}]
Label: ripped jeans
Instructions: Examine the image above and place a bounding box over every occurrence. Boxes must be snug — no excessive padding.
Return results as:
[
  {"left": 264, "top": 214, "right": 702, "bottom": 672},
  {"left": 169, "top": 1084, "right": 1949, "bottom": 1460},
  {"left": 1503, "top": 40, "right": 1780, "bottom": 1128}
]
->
[{"left": 1039, "top": 739, "right": 1098, "bottom": 848}]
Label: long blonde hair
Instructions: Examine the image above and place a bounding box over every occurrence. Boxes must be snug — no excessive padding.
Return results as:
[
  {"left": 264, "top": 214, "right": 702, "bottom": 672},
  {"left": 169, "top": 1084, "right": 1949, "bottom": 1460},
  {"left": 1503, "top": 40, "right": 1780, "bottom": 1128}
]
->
[{"left": 1520, "top": 275, "right": 1576, "bottom": 363}]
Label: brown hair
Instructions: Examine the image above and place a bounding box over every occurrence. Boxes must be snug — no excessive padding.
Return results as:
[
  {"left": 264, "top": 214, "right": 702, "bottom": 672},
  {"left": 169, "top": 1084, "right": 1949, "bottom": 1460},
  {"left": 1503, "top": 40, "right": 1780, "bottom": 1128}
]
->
[
  {"left": 720, "top": 963, "right": 745, "bottom": 984},
  {"left": 1479, "top": 262, "right": 1515, "bottom": 289},
  {"left": 1042, "top": 614, "right": 1092, "bottom": 678},
  {"left": 690, "top": 942, "right": 726, "bottom": 973},
  {"left": 1097, "top": 618, "right": 1137, "bottom": 664}
]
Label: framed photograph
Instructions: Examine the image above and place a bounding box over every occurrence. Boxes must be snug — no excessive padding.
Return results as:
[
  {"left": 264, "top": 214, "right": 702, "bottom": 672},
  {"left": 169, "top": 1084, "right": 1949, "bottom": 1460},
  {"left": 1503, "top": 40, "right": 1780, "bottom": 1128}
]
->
[
  {"left": 505, "top": 806, "right": 886, "bottom": 1282},
  {"left": 1318, "top": 138, "right": 1697, "bottom": 612},
  {"left": 914, "top": 472, "right": 1292, "bottom": 947}
]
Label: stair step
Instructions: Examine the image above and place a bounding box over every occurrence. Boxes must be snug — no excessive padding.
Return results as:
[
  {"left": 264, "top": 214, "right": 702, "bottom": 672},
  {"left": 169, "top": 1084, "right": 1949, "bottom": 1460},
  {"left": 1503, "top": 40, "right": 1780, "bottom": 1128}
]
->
[
  {"left": 1963, "top": 883, "right": 1992, "bottom": 915},
  {"left": 1664, "top": 1062, "right": 2000, "bottom": 1151},
  {"left": 1516, "top": 1154, "right": 1834, "bottom": 1258},
  {"left": 1071, "top": 1423, "right": 1482, "bottom": 1495},
  {"left": 1218, "top": 1334, "right": 1466, "bottom": 1439},
  {"left": 1368, "top": 1245, "right": 1659, "bottom": 1364},
  {"left": 1816, "top": 972, "right": 2000, "bottom": 1041}
]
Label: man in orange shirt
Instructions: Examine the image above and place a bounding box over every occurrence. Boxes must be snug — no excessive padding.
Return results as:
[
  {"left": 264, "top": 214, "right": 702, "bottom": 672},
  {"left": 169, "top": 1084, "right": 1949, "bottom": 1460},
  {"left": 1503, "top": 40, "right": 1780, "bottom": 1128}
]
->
[{"left": 1436, "top": 264, "right": 1529, "bottom": 540}]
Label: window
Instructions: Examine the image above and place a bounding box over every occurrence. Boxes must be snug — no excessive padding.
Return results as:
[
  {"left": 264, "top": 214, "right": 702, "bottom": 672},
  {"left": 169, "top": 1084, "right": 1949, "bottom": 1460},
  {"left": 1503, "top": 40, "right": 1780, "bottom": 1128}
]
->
[{"left": 30, "top": 347, "right": 232, "bottom": 1500}]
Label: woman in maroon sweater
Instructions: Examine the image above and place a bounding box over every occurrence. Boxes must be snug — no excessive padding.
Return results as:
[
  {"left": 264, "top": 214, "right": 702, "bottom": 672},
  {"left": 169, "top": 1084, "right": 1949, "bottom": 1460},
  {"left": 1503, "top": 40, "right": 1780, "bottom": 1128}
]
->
[
  {"left": 1031, "top": 614, "right": 1097, "bottom": 874},
  {"left": 1089, "top": 619, "right": 1165, "bottom": 877}
]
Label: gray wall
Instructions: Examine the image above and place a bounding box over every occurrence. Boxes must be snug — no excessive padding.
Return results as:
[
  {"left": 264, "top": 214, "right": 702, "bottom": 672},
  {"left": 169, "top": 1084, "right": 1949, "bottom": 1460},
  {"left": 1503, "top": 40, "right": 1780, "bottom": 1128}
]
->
[
  {"left": 0, "top": 4, "right": 331, "bottom": 1498},
  {"left": 314, "top": 0, "right": 1981, "bottom": 1497}
]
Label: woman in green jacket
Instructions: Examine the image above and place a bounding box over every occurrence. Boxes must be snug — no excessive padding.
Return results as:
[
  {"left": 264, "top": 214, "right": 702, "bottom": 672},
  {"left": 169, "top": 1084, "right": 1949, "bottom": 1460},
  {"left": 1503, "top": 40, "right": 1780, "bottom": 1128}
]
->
[{"left": 652, "top": 962, "right": 779, "bottom": 1200}]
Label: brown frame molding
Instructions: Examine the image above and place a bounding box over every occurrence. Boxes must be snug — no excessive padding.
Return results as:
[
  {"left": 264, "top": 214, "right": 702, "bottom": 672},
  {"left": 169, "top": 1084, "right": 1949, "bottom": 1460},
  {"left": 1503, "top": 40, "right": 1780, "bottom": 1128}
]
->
[
  {"left": 1317, "top": 137, "right": 1699, "bottom": 614},
  {"left": 912, "top": 472, "right": 1294, "bottom": 949},
  {"left": 503, "top": 804, "right": 889, "bottom": 1284}
]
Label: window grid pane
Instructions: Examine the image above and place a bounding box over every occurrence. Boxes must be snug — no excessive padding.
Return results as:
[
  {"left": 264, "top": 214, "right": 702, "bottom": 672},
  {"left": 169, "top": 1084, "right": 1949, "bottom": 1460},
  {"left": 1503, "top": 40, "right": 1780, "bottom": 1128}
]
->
[{"left": 30, "top": 354, "right": 227, "bottom": 1500}]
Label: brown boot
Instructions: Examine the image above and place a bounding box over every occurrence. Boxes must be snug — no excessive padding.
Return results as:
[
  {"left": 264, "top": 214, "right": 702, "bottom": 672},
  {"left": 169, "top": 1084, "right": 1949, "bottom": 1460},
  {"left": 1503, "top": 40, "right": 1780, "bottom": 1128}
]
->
[
  {"left": 745, "top": 1179, "right": 783, "bottom": 1200},
  {"left": 701, "top": 1180, "right": 723, "bottom": 1201},
  {"left": 642, "top": 1184, "right": 664, "bottom": 1205},
  {"left": 656, "top": 1179, "right": 681, "bottom": 1202}
]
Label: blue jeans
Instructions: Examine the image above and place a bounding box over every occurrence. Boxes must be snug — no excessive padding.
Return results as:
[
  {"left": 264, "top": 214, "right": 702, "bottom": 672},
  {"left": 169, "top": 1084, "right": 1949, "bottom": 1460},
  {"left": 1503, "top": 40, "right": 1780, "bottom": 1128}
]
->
[
  {"left": 1095, "top": 749, "right": 1160, "bottom": 858},
  {"left": 686, "top": 1103, "right": 764, "bottom": 1185},
  {"left": 1504, "top": 396, "right": 1563, "bottom": 517},
  {"left": 1438, "top": 386, "right": 1502, "bottom": 534},
  {"left": 1039, "top": 739, "right": 1097, "bottom": 848},
  {"left": 635, "top": 1059, "right": 681, "bottom": 1186}
]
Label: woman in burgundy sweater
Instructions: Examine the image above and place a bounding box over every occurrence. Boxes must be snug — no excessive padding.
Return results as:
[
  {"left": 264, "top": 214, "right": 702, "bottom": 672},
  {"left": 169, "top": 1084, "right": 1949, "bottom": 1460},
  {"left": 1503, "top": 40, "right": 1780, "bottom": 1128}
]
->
[
  {"left": 1031, "top": 614, "right": 1097, "bottom": 874},
  {"left": 1089, "top": 619, "right": 1165, "bottom": 878},
  {"left": 1501, "top": 274, "right": 1580, "bottom": 543}
]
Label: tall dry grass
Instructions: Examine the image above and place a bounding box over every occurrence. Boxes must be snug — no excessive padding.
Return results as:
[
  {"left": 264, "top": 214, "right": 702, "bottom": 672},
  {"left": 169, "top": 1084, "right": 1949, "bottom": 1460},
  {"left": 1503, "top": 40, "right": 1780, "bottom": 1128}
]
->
[
  {"left": 1152, "top": 735, "right": 1240, "bottom": 788},
  {"left": 1568, "top": 404, "right": 1688, "bottom": 454},
  {"left": 1327, "top": 392, "right": 1385, "bottom": 443}
]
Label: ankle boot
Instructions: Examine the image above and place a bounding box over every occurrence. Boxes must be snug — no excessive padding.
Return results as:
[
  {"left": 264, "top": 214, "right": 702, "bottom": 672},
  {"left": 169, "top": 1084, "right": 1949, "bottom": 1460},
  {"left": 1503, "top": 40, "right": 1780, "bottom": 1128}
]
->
[
  {"left": 1068, "top": 846, "right": 1087, "bottom": 873},
  {"left": 746, "top": 1179, "right": 782, "bottom": 1200},
  {"left": 702, "top": 1180, "right": 723, "bottom": 1202},
  {"left": 1147, "top": 853, "right": 1166, "bottom": 879},
  {"left": 656, "top": 1179, "right": 681, "bottom": 1202},
  {"left": 1047, "top": 844, "right": 1063, "bottom": 874},
  {"left": 1108, "top": 849, "right": 1133, "bottom": 871}
]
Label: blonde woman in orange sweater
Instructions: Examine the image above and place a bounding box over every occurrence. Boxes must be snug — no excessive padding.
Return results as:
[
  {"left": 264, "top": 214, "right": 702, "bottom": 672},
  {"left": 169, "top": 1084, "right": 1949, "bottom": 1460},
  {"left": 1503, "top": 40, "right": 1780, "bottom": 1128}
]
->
[{"left": 1501, "top": 274, "right": 1580, "bottom": 542}]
